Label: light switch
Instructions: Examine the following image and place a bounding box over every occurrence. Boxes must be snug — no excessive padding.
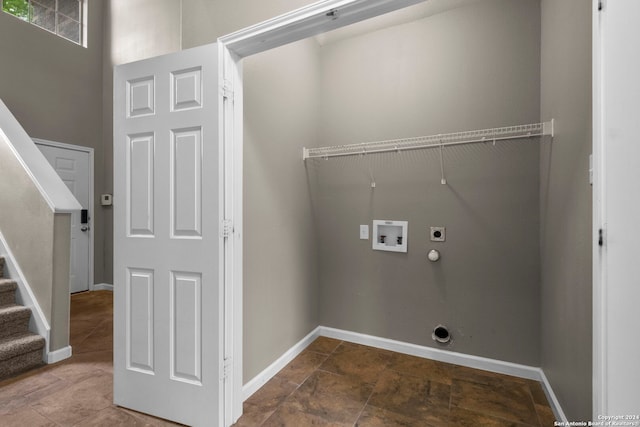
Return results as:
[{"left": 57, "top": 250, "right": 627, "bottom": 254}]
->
[{"left": 360, "top": 225, "right": 369, "bottom": 240}]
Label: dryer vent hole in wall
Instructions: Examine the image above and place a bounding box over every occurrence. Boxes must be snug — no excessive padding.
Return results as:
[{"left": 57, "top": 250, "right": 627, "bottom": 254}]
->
[{"left": 432, "top": 325, "right": 451, "bottom": 344}]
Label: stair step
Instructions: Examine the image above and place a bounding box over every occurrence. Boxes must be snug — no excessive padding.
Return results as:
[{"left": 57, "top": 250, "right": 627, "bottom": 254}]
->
[
  {"left": 0, "top": 332, "right": 45, "bottom": 361},
  {"left": 0, "top": 278, "right": 16, "bottom": 291},
  {"left": 0, "top": 278, "right": 17, "bottom": 307},
  {"left": 0, "top": 259, "right": 46, "bottom": 379},
  {"left": 0, "top": 332, "right": 45, "bottom": 380},
  {"left": 0, "top": 305, "right": 31, "bottom": 339}
]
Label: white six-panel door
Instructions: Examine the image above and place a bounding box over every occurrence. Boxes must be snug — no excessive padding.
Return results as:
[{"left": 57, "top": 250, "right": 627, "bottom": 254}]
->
[
  {"left": 36, "top": 142, "right": 91, "bottom": 293},
  {"left": 113, "top": 43, "right": 223, "bottom": 426}
]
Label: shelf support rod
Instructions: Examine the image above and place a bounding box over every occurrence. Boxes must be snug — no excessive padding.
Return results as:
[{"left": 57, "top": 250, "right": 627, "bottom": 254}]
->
[{"left": 439, "top": 139, "right": 447, "bottom": 185}]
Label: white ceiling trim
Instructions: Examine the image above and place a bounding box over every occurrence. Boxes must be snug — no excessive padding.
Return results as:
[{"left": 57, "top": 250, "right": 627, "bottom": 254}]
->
[{"left": 219, "top": 0, "right": 427, "bottom": 58}]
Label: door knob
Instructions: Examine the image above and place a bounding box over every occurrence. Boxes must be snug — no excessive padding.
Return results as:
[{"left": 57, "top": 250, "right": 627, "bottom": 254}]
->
[{"left": 81, "top": 226, "right": 89, "bottom": 232}]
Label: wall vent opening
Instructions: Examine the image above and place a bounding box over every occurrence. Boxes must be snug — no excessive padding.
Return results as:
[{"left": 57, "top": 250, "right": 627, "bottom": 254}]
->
[{"left": 432, "top": 325, "right": 451, "bottom": 344}]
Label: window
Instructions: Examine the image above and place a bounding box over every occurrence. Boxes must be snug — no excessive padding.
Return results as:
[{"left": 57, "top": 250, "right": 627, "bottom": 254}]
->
[{"left": 2, "top": 0, "right": 84, "bottom": 45}]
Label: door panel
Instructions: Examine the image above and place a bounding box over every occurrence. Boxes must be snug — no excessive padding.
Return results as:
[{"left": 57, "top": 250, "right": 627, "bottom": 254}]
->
[
  {"left": 171, "top": 128, "right": 203, "bottom": 238},
  {"left": 127, "top": 133, "right": 155, "bottom": 237},
  {"left": 36, "top": 143, "right": 91, "bottom": 293},
  {"left": 127, "top": 267, "right": 154, "bottom": 373},
  {"left": 114, "top": 43, "right": 222, "bottom": 426},
  {"left": 598, "top": 0, "right": 640, "bottom": 414}
]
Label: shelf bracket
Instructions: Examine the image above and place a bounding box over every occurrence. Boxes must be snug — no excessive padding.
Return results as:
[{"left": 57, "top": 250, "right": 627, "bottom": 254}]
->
[{"left": 543, "top": 119, "right": 554, "bottom": 138}]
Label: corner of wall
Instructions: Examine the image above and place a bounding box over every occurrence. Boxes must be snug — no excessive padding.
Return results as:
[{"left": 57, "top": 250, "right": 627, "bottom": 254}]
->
[
  {"left": 50, "top": 213, "right": 72, "bottom": 352},
  {"left": 539, "top": 0, "right": 593, "bottom": 419}
]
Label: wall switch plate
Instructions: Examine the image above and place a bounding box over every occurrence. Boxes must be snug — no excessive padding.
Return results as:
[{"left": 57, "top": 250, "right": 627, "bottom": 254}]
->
[
  {"left": 360, "top": 225, "right": 369, "bottom": 240},
  {"left": 430, "top": 226, "right": 445, "bottom": 242}
]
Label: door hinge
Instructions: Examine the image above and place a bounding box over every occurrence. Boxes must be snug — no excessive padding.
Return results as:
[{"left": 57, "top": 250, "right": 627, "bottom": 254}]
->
[
  {"left": 598, "top": 228, "right": 604, "bottom": 247},
  {"left": 221, "top": 79, "right": 234, "bottom": 101},
  {"left": 221, "top": 219, "right": 234, "bottom": 238},
  {"left": 222, "top": 358, "right": 232, "bottom": 380}
]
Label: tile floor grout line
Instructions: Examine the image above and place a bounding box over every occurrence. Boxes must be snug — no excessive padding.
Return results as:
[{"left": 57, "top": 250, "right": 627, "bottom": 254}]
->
[
  {"left": 71, "top": 328, "right": 101, "bottom": 348},
  {"left": 262, "top": 362, "right": 314, "bottom": 427},
  {"left": 350, "top": 376, "right": 377, "bottom": 427},
  {"left": 29, "top": 402, "right": 63, "bottom": 427},
  {"left": 527, "top": 381, "right": 545, "bottom": 427},
  {"left": 448, "top": 376, "right": 454, "bottom": 414},
  {"left": 356, "top": 352, "right": 404, "bottom": 426}
]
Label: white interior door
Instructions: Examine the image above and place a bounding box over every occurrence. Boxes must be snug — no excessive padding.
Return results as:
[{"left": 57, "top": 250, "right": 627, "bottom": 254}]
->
[
  {"left": 113, "top": 43, "right": 224, "bottom": 426},
  {"left": 36, "top": 142, "right": 91, "bottom": 293},
  {"left": 595, "top": 0, "right": 640, "bottom": 415}
]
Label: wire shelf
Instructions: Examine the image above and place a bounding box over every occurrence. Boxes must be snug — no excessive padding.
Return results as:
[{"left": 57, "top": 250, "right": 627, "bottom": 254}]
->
[{"left": 303, "top": 120, "right": 554, "bottom": 160}]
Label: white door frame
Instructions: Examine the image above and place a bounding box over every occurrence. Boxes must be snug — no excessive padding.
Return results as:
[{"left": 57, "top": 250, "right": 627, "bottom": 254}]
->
[
  {"left": 217, "top": 0, "right": 426, "bottom": 422},
  {"left": 592, "top": 0, "right": 605, "bottom": 415},
  {"left": 32, "top": 138, "right": 95, "bottom": 292},
  {"left": 592, "top": 0, "right": 640, "bottom": 416}
]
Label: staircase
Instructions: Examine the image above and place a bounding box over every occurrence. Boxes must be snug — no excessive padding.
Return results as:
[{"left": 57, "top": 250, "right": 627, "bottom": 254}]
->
[{"left": 0, "top": 256, "right": 45, "bottom": 380}]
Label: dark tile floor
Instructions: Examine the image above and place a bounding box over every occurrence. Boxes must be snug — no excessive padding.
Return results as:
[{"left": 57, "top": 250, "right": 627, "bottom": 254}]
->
[
  {"left": 234, "top": 337, "right": 557, "bottom": 427},
  {"left": 0, "top": 291, "right": 557, "bottom": 426},
  {"left": 0, "top": 290, "right": 179, "bottom": 426}
]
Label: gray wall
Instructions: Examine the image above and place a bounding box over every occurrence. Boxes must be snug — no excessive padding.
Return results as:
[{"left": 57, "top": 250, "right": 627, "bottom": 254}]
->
[
  {"left": 540, "top": 0, "right": 592, "bottom": 419},
  {"left": 51, "top": 213, "right": 71, "bottom": 351},
  {"left": 0, "top": 136, "right": 71, "bottom": 351},
  {"left": 313, "top": 0, "right": 542, "bottom": 365},
  {"left": 0, "top": 0, "right": 106, "bottom": 284},
  {"left": 0, "top": 137, "right": 55, "bottom": 323},
  {"left": 243, "top": 40, "right": 321, "bottom": 380}
]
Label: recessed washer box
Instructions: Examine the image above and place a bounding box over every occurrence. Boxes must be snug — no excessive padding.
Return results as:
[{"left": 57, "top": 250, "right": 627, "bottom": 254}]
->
[{"left": 373, "top": 220, "right": 408, "bottom": 253}]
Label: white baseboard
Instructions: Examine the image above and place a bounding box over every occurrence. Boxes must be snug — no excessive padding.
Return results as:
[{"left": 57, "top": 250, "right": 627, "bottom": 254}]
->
[
  {"left": 47, "top": 345, "right": 72, "bottom": 364},
  {"left": 242, "top": 324, "right": 566, "bottom": 422},
  {"left": 320, "top": 326, "right": 542, "bottom": 381},
  {"left": 242, "top": 326, "right": 321, "bottom": 400},
  {"left": 93, "top": 283, "right": 113, "bottom": 291}
]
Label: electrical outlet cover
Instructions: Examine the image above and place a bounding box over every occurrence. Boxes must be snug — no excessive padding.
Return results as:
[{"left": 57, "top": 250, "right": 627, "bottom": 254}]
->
[{"left": 430, "top": 226, "right": 445, "bottom": 242}]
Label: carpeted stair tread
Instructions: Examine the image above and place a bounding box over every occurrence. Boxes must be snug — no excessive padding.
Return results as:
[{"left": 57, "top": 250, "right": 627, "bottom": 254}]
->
[
  {"left": 0, "top": 304, "right": 32, "bottom": 339},
  {"left": 0, "top": 349, "right": 43, "bottom": 380},
  {"left": 0, "top": 331, "right": 44, "bottom": 380},
  {"left": 0, "top": 257, "right": 46, "bottom": 378},
  {"left": 0, "top": 304, "right": 30, "bottom": 318},
  {"left": 0, "top": 279, "right": 17, "bottom": 307},
  {"left": 0, "top": 278, "right": 16, "bottom": 292},
  {"left": 0, "top": 332, "right": 45, "bottom": 362}
]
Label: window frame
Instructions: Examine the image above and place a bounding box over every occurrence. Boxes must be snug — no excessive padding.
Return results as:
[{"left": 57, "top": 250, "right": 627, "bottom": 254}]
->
[{"left": 1, "top": 0, "right": 87, "bottom": 47}]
